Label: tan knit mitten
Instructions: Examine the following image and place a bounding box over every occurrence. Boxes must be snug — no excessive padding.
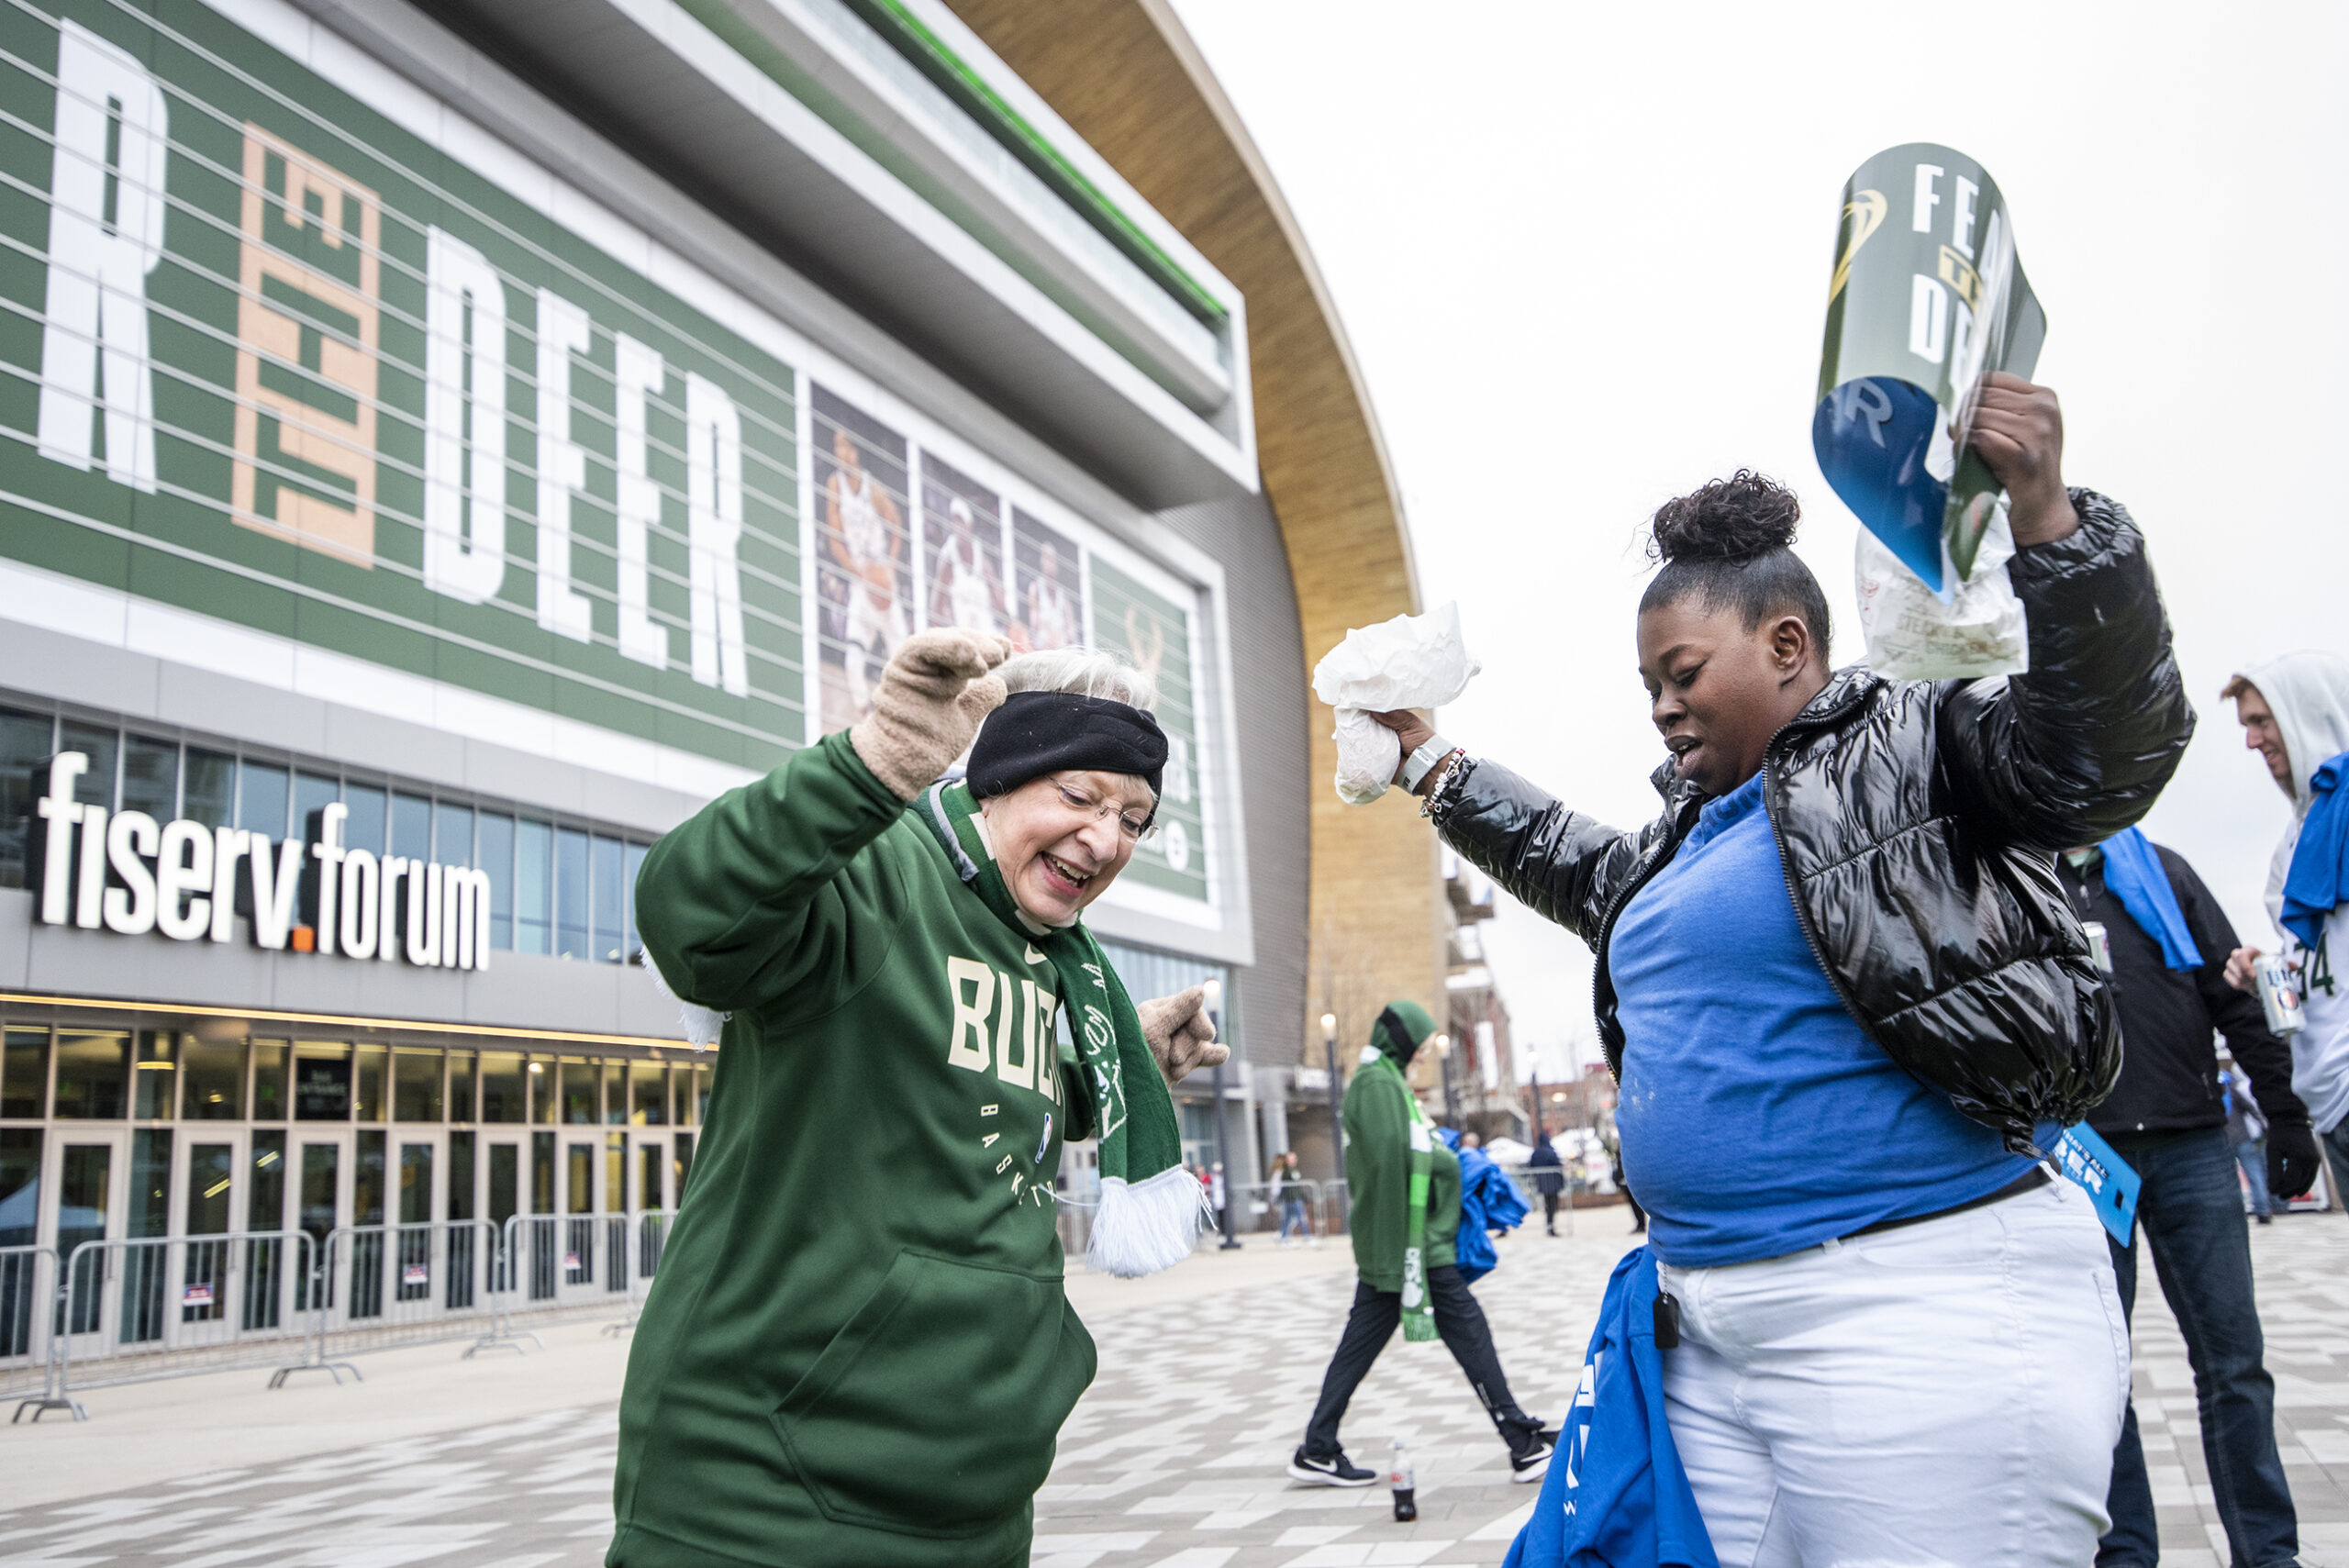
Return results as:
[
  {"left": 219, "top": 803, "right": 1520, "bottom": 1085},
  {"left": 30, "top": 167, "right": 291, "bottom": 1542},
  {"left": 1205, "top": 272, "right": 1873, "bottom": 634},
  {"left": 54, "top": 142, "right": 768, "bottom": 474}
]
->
[
  {"left": 1138, "top": 984, "right": 1228, "bottom": 1086},
  {"left": 849, "top": 628, "right": 1012, "bottom": 800}
]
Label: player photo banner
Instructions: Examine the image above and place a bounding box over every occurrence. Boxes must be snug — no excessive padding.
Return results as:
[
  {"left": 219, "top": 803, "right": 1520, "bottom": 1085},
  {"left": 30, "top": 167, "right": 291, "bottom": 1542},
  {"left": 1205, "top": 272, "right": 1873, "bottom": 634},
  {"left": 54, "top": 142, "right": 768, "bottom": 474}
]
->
[{"left": 1813, "top": 143, "right": 2045, "bottom": 594}]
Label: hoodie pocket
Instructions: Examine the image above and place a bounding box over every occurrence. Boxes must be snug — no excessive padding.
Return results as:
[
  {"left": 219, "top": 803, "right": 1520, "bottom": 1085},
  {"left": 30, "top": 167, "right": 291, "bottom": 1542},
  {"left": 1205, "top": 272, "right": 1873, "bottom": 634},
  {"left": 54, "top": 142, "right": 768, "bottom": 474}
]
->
[{"left": 771, "top": 1248, "right": 1097, "bottom": 1538}]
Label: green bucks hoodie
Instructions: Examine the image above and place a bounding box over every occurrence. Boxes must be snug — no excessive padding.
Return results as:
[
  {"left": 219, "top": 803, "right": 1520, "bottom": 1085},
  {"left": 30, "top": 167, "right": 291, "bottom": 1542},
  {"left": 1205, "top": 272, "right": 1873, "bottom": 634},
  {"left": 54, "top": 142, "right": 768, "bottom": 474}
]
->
[{"left": 609, "top": 733, "right": 1093, "bottom": 1568}]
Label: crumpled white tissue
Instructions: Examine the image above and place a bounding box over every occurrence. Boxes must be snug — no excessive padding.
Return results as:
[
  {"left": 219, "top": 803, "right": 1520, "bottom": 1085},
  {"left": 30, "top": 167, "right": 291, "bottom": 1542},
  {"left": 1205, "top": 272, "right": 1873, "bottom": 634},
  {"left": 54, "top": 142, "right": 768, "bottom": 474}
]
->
[
  {"left": 1311, "top": 602, "right": 1481, "bottom": 805},
  {"left": 1854, "top": 496, "right": 2030, "bottom": 680}
]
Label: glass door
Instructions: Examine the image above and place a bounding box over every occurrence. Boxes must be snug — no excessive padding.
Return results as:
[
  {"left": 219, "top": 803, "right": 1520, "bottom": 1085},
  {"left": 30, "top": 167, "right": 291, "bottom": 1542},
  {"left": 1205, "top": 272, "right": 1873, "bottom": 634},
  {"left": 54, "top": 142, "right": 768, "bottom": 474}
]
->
[
  {"left": 293, "top": 1130, "right": 350, "bottom": 1312},
  {"left": 179, "top": 1133, "right": 237, "bottom": 1328},
  {"left": 482, "top": 1132, "right": 524, "bottom": 1297},
  {"left": 393, "top": 1131, "right": 443, "bottom": 1304},
  {"left": 50, "top": 1130, "right": 126, "bottom": 1340}
]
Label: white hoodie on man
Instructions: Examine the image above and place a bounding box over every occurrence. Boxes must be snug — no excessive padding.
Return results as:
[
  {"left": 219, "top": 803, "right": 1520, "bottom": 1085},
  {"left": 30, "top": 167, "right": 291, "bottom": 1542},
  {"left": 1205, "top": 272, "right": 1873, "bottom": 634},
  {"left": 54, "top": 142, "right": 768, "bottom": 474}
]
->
[{"left": 2232, "top": 651, "right": 2349, "bottom": 1133}]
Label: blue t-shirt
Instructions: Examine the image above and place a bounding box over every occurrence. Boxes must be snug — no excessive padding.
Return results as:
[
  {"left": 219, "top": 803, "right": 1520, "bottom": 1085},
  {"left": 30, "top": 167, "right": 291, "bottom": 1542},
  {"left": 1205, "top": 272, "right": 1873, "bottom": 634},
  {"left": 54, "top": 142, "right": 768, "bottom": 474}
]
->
[{"left": 1611, "top": 771, "right": 2032, "bottom": 1267}]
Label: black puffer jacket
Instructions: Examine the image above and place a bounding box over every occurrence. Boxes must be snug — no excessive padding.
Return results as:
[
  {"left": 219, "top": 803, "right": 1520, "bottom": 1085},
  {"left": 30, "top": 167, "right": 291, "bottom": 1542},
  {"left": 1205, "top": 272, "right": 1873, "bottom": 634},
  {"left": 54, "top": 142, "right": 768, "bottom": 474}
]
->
[{"left": 1432, "top": 491, "right": 2193, "bottom": 1149}]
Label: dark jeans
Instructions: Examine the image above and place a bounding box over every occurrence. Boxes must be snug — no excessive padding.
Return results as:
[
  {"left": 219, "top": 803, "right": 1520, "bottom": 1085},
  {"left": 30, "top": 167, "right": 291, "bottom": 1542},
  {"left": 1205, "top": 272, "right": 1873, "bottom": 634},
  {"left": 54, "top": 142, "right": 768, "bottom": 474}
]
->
[
  {"left": 1303, "top": 1266, "right": 1536, "bottom": 1456},
  {"left": 2099, "top": 1128, "right": 2299, "bottom": 1568},
  {"left": 1541, "top": 1191, "right": 1562, "bottom": 1228}
]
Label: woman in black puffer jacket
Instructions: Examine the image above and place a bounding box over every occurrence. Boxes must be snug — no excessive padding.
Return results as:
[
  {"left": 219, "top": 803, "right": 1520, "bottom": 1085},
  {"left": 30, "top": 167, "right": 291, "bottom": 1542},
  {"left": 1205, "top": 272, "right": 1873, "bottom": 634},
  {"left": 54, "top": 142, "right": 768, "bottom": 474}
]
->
[{"left": 1378, "top": 375, "right": 2190, "bottom": 1563}]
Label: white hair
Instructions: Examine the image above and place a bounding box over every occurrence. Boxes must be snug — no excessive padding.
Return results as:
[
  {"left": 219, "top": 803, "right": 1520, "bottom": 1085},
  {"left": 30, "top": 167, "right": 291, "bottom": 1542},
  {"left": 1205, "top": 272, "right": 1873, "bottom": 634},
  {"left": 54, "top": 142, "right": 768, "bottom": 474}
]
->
[{"left": 996, "top": 647, "right": 1157, "bottom": 711}]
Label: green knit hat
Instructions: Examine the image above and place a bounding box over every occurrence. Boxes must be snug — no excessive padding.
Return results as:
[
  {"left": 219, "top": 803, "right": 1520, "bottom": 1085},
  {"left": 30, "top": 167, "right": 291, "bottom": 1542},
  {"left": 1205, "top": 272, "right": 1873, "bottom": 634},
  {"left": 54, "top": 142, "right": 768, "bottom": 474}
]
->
[{"left": 1372, "top": 999, "right": 1438, "bottom": 1064}]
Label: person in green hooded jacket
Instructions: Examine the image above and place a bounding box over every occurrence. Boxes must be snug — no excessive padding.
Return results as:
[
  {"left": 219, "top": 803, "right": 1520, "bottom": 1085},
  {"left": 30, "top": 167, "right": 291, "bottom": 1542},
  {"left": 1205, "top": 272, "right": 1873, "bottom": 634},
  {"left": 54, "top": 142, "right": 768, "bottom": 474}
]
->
[
  {"left": 1289, "top": 1001, "right": 1555, "bottom": 1487},
  {"left": 609, "top": 629, "right": 1227, "bottom": 1568}
]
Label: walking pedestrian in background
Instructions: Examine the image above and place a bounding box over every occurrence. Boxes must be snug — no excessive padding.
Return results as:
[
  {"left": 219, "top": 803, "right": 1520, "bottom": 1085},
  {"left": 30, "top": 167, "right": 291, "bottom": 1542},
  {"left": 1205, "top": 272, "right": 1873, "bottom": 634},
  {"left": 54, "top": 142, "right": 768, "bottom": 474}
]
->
[
  {"left": 1272, "top": 1151, "right": 1313, "bottom": 1242},
  {"left": 1528, "top": 1132, "right": 1566, "bottom": 1236},
  {"left": 1375, "top": 375, "right": 2193, "bottom": 1562},
  {"left": 1289, "top": 1001, "right": 1555, "bottom": 1489},
  {"left": 2224, "top": 1063, "right": 2274, "bottom": 1223},
  {"left": 2221, "top": 653, "right": 2349, "bottom": 1194},
  {"left": 2058, "top": 830, "right": 2316, "bottom": 1568}
]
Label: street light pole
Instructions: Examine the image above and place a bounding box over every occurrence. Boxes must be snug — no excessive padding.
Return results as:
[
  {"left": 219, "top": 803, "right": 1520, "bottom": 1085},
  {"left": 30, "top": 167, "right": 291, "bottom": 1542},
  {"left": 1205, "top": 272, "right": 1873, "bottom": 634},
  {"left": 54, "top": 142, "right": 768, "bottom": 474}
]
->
[
  {"left": 1319, "top": 1011, "right": 1342, "bottom": 1188},
  {"left": 1206, "top": 980, "right": 1241, "bottom": 1250}
]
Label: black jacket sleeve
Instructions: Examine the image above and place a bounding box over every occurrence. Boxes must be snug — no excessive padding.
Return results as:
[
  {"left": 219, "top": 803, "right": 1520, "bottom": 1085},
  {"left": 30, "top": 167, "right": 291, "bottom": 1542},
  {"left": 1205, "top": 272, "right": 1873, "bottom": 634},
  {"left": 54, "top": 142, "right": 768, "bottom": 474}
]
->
[
  {"left": 1429, "top": 756, "right": 1653, "bottom": 947},
  {"left": 2164, "top": 847, "right": 2310, "bottom": 1126},
  {"left": 1936, "top": 490, "right": 2197, "bottom": 853}
]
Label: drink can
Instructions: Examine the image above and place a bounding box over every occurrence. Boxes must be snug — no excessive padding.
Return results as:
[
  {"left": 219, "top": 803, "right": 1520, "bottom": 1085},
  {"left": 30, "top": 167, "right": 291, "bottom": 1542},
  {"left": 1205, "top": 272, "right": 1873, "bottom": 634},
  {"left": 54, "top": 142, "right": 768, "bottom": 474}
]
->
[
  {"left": 2257, "top": 954, "right": 2306, "bottom": 1036},
  {"left": 2082, "top": 921, "right": 2112, "bottom": 974}
]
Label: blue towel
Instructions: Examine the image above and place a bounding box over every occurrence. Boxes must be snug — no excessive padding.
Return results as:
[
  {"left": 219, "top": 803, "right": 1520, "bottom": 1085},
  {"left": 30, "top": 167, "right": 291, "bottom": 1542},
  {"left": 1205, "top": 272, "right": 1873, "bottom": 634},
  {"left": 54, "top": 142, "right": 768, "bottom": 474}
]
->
[
  {"left": 2099, "top": 827, "right": 2202, "bottom": 971},
  {"left": 1503, "top": 1247, "right": 1717, "bottom": 1568},
  {"left": 2283, "top": 751, "right": 2349, "bottom": 951},
  {"left": 1434, "top": 1128, "right": 1529, "bottom": 1283}
]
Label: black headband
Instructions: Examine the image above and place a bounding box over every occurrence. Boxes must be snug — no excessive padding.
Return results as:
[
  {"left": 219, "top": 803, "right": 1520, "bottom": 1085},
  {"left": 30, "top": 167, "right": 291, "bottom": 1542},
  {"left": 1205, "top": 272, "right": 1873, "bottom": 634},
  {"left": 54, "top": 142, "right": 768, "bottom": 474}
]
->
[{"left": 966, "top": 691, "right": 1168, "bottom": 805}]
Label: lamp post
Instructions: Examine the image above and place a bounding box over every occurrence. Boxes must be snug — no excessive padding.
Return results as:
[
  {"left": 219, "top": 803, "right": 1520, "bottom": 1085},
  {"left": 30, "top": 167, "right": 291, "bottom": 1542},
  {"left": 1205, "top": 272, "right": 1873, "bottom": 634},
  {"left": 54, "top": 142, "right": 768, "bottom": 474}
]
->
[
  {"left": 1319, "top": 1011, "right": 1341, "bottom": 1187},
  {"left": 1205, "top": 979, "right": 1241, "bottom": 1250}
]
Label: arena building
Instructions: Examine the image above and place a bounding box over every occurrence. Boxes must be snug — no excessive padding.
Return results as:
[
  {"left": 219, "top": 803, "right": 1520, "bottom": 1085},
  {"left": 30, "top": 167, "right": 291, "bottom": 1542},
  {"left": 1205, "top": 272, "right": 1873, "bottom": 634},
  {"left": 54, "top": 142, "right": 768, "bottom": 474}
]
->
[{"left": 0, "top": 0, "right": 1438, "bottom": 1379}]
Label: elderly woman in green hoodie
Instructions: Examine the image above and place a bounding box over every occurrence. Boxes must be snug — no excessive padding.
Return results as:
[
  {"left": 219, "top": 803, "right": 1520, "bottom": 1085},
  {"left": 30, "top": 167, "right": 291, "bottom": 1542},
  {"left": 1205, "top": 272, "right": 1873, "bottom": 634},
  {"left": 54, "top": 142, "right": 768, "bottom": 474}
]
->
[
  {"left": 1288, "top": 1000, "right": 1554, "bottom": 1488},
  {"left": 610, "top": 629, "right": 1225, "bottom": 1568}
]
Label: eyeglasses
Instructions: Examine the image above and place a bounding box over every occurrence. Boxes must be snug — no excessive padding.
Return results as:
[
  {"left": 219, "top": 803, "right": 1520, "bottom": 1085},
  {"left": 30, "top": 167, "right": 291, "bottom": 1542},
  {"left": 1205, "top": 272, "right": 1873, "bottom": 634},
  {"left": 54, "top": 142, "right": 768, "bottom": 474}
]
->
[{"left": 1052, "top": 776, "right": 1156, "bottom": 841}]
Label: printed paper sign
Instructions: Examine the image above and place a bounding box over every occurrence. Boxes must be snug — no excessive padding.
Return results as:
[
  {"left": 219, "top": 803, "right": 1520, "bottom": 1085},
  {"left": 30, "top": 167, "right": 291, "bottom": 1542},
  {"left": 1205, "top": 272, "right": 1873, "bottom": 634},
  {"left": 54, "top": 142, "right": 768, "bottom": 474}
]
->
[
  {"left": 1814, "top": 143, "right": 2046, "bottom": 593},
  {"left": 2054, "top": 1123, "right": 2141, "bottom": 1248}
]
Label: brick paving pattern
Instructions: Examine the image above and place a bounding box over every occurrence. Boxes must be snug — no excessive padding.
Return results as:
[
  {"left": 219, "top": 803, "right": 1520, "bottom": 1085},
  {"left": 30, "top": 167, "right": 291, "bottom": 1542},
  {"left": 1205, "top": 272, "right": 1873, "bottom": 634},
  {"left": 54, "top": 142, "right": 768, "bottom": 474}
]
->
[{"left": 1, "top": 1213, "right": 2344, "bottom": 1565}]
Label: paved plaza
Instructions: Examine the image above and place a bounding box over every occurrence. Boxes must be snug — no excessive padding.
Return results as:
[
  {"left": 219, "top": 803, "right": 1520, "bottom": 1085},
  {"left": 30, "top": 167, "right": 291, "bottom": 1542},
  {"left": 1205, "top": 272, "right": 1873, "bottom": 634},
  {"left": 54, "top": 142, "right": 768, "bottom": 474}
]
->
[{"left": 2, "top": 1208, "right": 2347, "bottom": 1566}]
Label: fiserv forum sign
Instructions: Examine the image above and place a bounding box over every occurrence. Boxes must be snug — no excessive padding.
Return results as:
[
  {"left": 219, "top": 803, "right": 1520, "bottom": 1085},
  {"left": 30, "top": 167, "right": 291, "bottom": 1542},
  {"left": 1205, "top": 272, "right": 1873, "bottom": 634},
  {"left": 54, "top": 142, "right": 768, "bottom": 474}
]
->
[{"left": 0, "top": 3, "right": 802, "bottom": 771}]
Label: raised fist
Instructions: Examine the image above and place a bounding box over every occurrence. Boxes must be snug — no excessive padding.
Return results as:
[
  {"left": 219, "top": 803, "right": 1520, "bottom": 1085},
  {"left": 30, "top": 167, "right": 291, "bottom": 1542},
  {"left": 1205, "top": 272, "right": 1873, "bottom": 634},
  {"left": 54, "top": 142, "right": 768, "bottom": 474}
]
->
[{"left": 850, "top": 628, "right": 1012, "bottom": 799}]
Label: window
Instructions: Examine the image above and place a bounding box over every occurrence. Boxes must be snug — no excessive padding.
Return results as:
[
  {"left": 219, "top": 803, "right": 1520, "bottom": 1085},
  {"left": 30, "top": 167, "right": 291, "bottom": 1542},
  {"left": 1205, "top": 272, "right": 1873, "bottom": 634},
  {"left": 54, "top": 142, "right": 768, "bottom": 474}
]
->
[
  {"left": 54, "top": 1030, "right": 130, "bottom": 1118},
  {"left": 59, "top": 720, "right": 117, "bottom": 810},
  {"left": 250, "top": 1040, "right": 290, "bottom": 1121},
  {"left": 294, "top": 773, "right": 340, "bottom": 846},
  {"left": 343, "top": 784, "right": 387, "bottom": 856},
  {"left": 530, "top": 1059, "right": 555, "bottom": 1125},
  {"left": 480, "top": 1052, "right": 526, "bottom": 1123},
  {"left": 120, "top": 735, "right": 179, "bottom": 820},
  {"left": 0, "top": 706, "right": 53, "bottom": 889},
  {"left": 602, "top": 1062, "right": 626, "bottom": 1127},
  {"left": 393, "top": 1050, "right": 443, "bottom": 1121},
  {"left": 479, "top": 814, "right": 516, "bottom": 951},
  {"left": 630, "top": 1062, "right": 666, "bottom": 1127},
  {"left": 556, "top": 828, "right": 589, "bottom": 960},
  {"left": 625, "top": 841, "right": 649, "bottom": 960},
  {"left": 391, "top": 794, "right": 431, "bottom": 861},
  {"left": 355, "top": 1047, "right": 388, "bottom": 1122},
  {"left": 132, "top": 1031, "right": 176, "bottom": 1120},
  {"left": 294, "top": 1041, "right": 351, "bottom": 1121},
  {"left": 0, "top": 1128, "right": 39, "bottom": 1250},
  {"left": 183, "top": 748, "right": 234, "bottom": 828},
  {"left": 562, "top": 1060, "right": 596, "bottom": 1125},
  {"left": 448, "top": 1051, "right": 477, "bottom": 1123},
  {"left": 238, "top": 761, "right": 289, "bottom": 837},
  {"left": 2, "top": 1028, "right": 49, "bottom": 1119},
  {"left": 434, "top": 802, "right": 474, "bottom": 867},
  {"left": 593, "top": 836, "right": 625, "bottom": 962},
  {"left": 181, "top": 1036, "right": 246, "bottom": 1120},
  {"left": 517, "top": 819, "right": 552, "bottom": 955}
]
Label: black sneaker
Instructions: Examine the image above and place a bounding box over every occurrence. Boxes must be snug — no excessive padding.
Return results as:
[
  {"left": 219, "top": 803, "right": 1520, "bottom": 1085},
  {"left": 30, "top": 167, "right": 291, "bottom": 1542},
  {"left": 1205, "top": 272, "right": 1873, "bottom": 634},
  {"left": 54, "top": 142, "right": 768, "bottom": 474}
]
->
[
  {"left": 1508, "top": 1429, "right": 1557, "bottom": 1483},
  {"left": 1287, "top": 1446, "right": 1377, "bottom": 1487}
]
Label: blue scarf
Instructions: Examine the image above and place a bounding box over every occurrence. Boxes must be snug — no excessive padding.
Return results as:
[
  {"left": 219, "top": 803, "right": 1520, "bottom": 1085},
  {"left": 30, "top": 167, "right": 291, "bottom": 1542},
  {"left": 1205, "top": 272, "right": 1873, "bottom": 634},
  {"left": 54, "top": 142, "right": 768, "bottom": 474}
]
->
[
  {"left": 1504, "top": 1248, "right": 1716, "bottom": 1568},
  {"left": 2098, "top": 828, "right": 2202, "bottom": 971},
  {"left": 2283, "top": 751, "right": 2349, "bottom": 951}
]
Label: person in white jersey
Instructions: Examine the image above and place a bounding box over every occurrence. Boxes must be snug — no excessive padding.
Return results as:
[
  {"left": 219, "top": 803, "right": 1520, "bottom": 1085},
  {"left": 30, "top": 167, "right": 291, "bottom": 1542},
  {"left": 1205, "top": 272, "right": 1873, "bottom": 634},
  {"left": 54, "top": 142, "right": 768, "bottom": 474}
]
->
[
  {"left": 2221, "top": 651, "right": 2349, "bottom": 1185},
  {"left": 825, "top": 426, "right": 907, "bottom": 717},
  {"left": 1026, "top": 542, "right": 1081, "bottom": 651},
  {"left": 930, "top": 497, "right": 1007, "bottom": 638}
]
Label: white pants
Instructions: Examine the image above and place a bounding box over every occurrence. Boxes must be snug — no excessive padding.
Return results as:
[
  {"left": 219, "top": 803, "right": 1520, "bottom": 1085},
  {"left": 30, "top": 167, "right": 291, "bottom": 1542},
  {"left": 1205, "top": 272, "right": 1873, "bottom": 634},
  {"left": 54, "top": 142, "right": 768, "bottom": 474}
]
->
[{"left": 1656, "top": 1178, "right": 2129, "bottom": 1568}]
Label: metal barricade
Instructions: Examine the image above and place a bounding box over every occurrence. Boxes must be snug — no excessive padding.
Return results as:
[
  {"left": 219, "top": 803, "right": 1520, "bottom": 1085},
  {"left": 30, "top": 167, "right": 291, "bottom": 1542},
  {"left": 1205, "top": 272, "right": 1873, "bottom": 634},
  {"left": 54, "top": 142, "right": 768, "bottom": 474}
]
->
[
  {"left": 489, "top": 1212, "right": 640, "bottom": 1344},
  {"left": 2, "top": 1245, "right": 77, "bottom": 1422},
  {"left": 1320, "top": 1177, "right": 1353, "bottom": 1237},
  {"left": 604, "top": 1210, "right": 675, "bottom": 1336},
  {"left": 1227, "top": 1180, "right": 1323, "bottom": 1241},
  {"left": 1497, "top": 1162, "right": 1575, "bottom": 1238},
  {"left": 47, "top": 1230, "right": 316, "bottom": 1398},
  {"left": 268, "top": 1219, "right": 505, "bottom": 1385}
]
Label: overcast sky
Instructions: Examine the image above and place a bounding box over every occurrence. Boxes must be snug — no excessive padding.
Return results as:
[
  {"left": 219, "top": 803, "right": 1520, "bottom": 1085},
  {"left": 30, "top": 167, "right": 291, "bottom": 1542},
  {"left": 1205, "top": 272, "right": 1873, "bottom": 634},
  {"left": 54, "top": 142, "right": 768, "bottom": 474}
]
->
[{"left": 1168, "top": 1, "right": 2349, "bottom": 1081}]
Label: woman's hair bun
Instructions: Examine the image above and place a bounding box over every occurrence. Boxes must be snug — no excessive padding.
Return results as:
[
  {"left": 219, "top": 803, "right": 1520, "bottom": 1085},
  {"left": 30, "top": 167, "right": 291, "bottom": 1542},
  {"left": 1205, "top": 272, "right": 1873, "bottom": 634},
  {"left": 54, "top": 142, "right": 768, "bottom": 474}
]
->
[{"left": 1645, "top": 470, "right": 1800, "bottom": 564}]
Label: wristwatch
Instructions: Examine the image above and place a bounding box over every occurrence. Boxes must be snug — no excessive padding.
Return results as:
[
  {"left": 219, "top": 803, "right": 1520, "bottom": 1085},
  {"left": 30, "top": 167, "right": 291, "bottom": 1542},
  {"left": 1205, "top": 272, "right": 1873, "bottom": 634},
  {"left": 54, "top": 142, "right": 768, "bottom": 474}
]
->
[{"left": 1400, "top": 732, "right": 1456, "bottom": 793}]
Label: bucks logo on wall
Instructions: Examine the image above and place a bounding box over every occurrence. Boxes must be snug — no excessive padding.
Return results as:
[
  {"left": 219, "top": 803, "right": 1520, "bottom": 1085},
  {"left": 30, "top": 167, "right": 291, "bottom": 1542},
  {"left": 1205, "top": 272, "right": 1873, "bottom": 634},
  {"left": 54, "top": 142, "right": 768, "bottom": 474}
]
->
[
  {"left": 0, "top": 2, "right": 802, "bottom": 772},
  {"left": 1813, "top": 142, "right": 2045, "bottom": 593}
]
